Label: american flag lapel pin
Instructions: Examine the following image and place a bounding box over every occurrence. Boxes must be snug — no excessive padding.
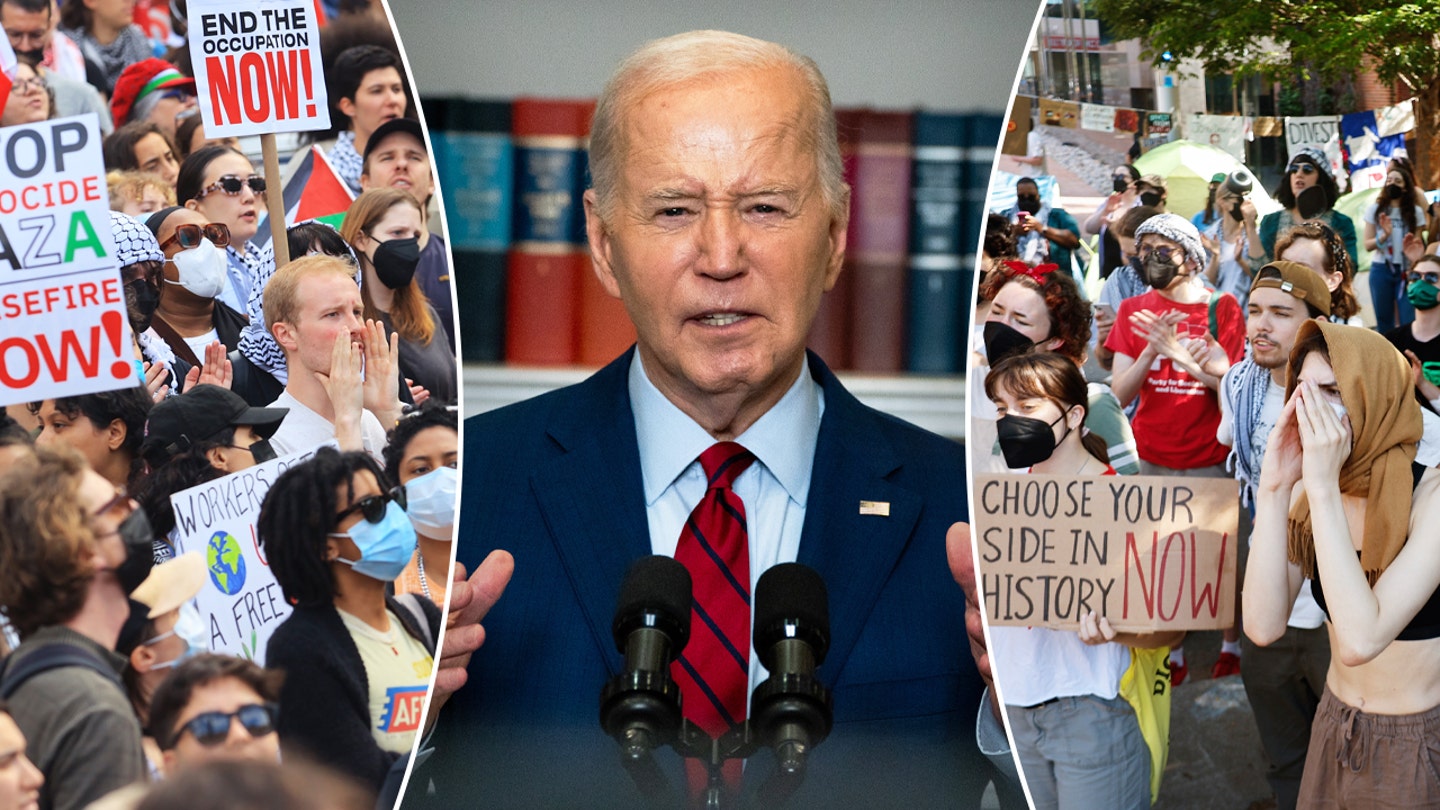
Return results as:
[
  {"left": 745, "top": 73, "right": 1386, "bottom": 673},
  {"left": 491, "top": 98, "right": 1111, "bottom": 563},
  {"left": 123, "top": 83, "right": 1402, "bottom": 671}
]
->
[{"left": 859, "top": 500, "right": 890, "bottom": 517}]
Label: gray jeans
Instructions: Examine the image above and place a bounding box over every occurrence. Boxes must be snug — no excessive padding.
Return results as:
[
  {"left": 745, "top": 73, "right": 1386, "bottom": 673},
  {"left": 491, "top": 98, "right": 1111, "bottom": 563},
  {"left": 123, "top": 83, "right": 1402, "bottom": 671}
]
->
[{"left": 1006, "top": 693, "right": 1151, "bottom": 810}]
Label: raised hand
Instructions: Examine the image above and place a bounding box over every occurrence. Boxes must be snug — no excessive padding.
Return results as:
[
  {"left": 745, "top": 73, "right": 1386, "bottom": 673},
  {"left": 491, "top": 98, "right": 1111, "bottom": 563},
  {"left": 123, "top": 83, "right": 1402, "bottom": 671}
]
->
[
  {"left": 1294, "top": 380, "right": 1352, "bottom": 489},
  {"left": 184, "top": 340, "right": 234, "bottom": 391}
]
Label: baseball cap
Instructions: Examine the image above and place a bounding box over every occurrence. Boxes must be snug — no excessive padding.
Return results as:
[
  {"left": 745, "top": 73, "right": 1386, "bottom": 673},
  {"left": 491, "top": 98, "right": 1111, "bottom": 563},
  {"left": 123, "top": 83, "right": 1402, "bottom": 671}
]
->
[
  {"left": 363, "top": 117, "right": 424, "bottom": 165},
  {"left": 1250, "top": 261, "right": 1333, "bottom": 317},
  {"left": 142, "top": 384, "right": 288, "bottom": 466}
]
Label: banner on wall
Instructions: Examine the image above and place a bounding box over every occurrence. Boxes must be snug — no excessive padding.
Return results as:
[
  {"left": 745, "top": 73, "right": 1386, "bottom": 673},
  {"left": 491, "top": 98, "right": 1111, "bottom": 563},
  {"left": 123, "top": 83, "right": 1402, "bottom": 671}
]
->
[
  {"left": 0, "top": 114, "right": 133, "bottom": 405},
  {"left": 1341, "top": 110, "right": 1406, "bottom": 192},
  {"left": 169, "top": 443, "right": 334, "bottom": 663},
  {"left": 975, "top": 474, "right": 1239, "bottom": 632},
  {"left": 1189, "top": 114, "right": 1247, "bottom": 162},
  {"left": 1081, "top": 102, "right": 1115, "bottom": 133},
  {"left": 188, "top": 0, "right": 331, "bottom": 138}
]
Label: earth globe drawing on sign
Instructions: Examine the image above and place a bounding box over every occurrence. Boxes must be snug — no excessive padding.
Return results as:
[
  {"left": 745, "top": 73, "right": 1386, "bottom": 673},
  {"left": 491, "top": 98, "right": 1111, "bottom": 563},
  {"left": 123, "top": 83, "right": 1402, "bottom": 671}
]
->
[{"left": 207, "top": 531, "right": 247, "bottom": 595}]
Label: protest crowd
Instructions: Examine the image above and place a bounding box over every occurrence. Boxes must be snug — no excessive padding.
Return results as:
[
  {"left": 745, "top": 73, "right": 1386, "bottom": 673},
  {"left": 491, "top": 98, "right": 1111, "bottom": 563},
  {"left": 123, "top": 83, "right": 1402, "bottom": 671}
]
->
[
  {"left": 0, "top": 1, "right": 461, "bottom": 809},
  {"left": 977, "top": 135, "right": 1440, "bottom": 808}
]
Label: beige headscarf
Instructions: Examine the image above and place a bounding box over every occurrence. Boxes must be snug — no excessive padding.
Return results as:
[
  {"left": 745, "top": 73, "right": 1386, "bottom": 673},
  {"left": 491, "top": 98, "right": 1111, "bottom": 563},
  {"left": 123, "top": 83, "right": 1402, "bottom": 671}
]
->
[{"left": 1285, "top": 321, "right": 1421, "bottom": 583}]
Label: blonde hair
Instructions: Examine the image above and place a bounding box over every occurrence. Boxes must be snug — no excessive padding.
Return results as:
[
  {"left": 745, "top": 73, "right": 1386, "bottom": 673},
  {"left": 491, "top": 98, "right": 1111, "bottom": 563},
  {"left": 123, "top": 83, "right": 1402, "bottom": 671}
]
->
[
  {"left": 588, "top": 30, "right": 845, "bottom": 225},
  {"left": 106, "top": 170, "right": 176, "bottom": 212},
  {"left": 262, "top": 254, "right": 359, "bottom": 337},
  {"left": 340, "top": 188, "right": 434, "bottom": 346}
]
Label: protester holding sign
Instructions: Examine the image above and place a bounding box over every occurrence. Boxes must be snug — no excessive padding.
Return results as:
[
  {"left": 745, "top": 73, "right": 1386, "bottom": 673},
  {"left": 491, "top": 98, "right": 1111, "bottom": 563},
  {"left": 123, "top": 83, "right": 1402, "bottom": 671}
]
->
[
  {"left": 1244, "top": 321, "right": 1440, "bottom": 806},
  {"left": 175, "top": 145, "right": 268, "bottom": 316},
  {"left": 340, "top": 188, "right": 455, "bottom": 405},
  {"left": 984, "top": 351, "right": 1181, "bottom": 810},
  {"left": 259, "top": 446, "right": 438, "bottom": 791}
]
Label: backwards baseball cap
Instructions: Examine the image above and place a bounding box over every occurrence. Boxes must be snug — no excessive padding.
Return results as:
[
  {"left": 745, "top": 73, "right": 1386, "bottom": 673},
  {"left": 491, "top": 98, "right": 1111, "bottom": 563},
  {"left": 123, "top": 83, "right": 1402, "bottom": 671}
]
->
[
  {"left": 111, "top": 59, "right": 195, "bottom": 126},
  {"left": 1250, "top": 261, "right": 1333, "bottom": 317},
  {"left": 142, "top": 384, "right": 287, "bottom": 466},
  {"left": 363, "top": 116, "right": 425, "bottom": 165},
  {"left": 1138, "top": 173, "right": 1168, "bottom": 191}
]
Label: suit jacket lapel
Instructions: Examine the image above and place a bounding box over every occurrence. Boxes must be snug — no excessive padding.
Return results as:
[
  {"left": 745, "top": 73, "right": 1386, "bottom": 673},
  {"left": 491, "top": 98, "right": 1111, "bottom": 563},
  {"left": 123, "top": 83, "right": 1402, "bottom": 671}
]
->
[
  {"left": 798, "top": 355, "right": 922, "bottom": 684},
  {"left": 529, "top": 351, "right": 652, "bottom": 675}
]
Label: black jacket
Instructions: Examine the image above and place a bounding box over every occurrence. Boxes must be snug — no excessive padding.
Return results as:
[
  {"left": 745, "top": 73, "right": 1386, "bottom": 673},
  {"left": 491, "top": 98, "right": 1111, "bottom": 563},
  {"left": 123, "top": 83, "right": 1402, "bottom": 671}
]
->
[{"left": 266, "top": 594, "right": 441, "bottom": 790}]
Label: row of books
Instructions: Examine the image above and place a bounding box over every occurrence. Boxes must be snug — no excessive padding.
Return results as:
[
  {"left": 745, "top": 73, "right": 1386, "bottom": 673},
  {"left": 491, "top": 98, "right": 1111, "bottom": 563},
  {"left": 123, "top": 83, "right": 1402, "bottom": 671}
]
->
[{"left": 422, "top": 97, "right": 1000, "bottom": 374}]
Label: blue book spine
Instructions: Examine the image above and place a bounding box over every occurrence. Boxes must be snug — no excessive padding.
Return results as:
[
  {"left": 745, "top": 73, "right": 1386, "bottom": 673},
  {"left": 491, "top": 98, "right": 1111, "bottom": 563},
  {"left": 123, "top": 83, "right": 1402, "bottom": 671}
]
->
[{"left": 906, "top": 112, "right": 967, "bottom": 374}]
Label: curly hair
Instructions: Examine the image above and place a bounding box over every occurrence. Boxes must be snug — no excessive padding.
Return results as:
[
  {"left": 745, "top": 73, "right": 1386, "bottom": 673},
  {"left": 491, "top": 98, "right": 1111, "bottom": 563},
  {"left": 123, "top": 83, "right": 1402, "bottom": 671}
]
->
[
  {"left": 340, "top": 188, "right": 434, "bottom": 345},
  {"left": 1274, "top": 221, "right": 1361, "bottom": 322},
  {"left": 0, "top": 446, "right": 98, "bottom": 638},
  {"left": 257, "top": 447, "right": 390, "bottom": 608},
  {"left": 29, "top": 387, "right": 154, "bottom": 487},
  {"left": 984, "top": 350, "right": 1109, "bottom": 464},
  {"left": 382, "top": 402, "right": 457, "bottom": 486},
  {"left": 977, "top": 262, "right": 1093, "bottom": 365},
  {"left": 148, "top": 653, "right": 284, "bottom": 749}
]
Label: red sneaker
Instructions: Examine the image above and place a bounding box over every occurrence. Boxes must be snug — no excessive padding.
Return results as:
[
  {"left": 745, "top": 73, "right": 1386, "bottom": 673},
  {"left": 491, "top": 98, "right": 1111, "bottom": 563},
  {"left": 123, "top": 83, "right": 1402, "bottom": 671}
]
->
[
  {"left": 1212, "top": 651, "right": 1241, "bottom": 679},
  {"left": 1170, "top": 660, "right": 1188, "bottom": 687}
]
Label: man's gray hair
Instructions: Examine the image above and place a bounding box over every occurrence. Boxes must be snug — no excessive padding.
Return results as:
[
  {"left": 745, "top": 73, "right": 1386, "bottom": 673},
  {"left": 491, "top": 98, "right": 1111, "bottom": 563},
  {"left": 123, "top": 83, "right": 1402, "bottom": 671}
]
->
[{"left": 588, "top": 30, "right": 846, "bottom": 223}]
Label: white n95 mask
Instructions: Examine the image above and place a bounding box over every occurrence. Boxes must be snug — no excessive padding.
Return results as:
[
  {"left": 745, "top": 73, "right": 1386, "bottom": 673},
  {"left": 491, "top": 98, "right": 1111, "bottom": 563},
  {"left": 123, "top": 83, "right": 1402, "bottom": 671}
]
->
[{"left": 167, "top": 238, "right": 227, "bottom": 299}]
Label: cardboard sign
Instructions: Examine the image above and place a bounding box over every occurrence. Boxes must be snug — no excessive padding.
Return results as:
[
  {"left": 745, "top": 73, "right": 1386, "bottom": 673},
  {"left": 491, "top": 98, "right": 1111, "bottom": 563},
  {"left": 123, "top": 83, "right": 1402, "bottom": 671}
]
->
[
  {"left": 169, "top": 443, "right": 333, "bottom": 663},
  {"left": 188, "top": 0, "right": 329, "bottom": 138},
  {"left": 0, "top": 114, "right": 133, "bottom": 405},
  {"left": 975, "top": 474, "right": 1238, "bottom": 632}
]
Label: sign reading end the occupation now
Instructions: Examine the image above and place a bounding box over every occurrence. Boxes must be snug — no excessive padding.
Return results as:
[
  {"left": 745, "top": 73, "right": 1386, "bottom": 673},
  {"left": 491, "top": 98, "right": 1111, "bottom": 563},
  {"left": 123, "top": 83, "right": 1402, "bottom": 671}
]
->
[
  {"left": 189, "top": 0, "right": 330, "bottom": 138},
  {"left": 975, "top": 474, "right": 1239, "bottom": 633},
  {"left": 0, "top": 113, "right": 131, "bottom": 405}
]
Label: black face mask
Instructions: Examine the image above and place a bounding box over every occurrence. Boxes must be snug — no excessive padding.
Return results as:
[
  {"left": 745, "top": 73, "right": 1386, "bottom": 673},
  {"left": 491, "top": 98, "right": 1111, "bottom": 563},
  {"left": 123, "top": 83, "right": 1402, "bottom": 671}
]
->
[
  {"left": 125, "top": 279, "right": 160, "bottom": 334},
  {"left": 1113, "top": 177, "right": 1131, "bottom": 194},
  {"left": 1228, "top": 201, "right": 1245, "bottom": 222},
  {"left": 1385, "top": 183, "right": 1404, "bottom": 200},
  {"left": 1140, "top": 191, "right": 1163, "bottom": 208},
  {"left": 996, "top": 411, "right": 1070, "bottom": 469},
  {"left": 1142, "top": 252, "right": 1182, "bottom": 290},
  {"left": 1296, "top": 186, "right": 1328, "bottom": 220},
  {"left": 246, "top": 438, "right": 277, "bottom": 464},
  {"left": 113, "top": 510, "right": 157, "bottom": 595},
  {"left": 371, "top": 236, "right": 421, "bottom": 289},
  {"left": 982, "top": 320, "right": 1034, "bottom": 365},
  {"left": 1016, "top": 196, "right": 1041, "bottom": 216}
]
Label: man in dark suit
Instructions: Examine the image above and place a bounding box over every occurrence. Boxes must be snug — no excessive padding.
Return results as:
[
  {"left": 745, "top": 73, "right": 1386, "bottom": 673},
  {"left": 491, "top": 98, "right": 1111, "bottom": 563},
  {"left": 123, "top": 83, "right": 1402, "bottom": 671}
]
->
[{"left": 415, "top": 30, "right": 1004, "bottom": 808}]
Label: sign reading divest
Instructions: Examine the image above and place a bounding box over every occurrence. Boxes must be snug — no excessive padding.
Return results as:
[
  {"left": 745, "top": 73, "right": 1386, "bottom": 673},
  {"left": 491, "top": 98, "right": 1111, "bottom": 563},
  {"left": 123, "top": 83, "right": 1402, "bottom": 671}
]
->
[
  {"left": 188, "top": 0, "right": 329, "bottom": 138},
  {"left": 0, "top": 114, "right": 131, "bottom": 405},
  {"left": 975, "top": 474, "right": 1238, "bottom": 632},
  {"left": 170, "top": 443, "right": 333, "bottom": 664}
]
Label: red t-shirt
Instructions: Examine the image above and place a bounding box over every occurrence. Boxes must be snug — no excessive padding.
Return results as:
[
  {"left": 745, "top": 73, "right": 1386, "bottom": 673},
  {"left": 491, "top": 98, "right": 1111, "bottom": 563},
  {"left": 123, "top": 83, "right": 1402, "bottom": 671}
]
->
[{"left": 1103, "top": 289, "right": 1245, "bottom": 469}]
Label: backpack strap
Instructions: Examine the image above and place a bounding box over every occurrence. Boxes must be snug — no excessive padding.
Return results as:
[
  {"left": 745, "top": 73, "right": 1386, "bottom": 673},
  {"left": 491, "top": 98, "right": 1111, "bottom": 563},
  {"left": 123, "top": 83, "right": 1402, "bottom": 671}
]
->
[{"left": 0, "top": 643, "right": 120, "bottom": 700}]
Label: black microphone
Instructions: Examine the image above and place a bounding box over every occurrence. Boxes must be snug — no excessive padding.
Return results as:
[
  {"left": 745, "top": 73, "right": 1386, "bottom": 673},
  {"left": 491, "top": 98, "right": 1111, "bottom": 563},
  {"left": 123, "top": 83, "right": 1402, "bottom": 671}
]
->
[
  {"left": 750, "top": 563, "right": 833, "bottom": 786},
  {"left": 599, "top": 556, "right": 691, "bottom": 784}
]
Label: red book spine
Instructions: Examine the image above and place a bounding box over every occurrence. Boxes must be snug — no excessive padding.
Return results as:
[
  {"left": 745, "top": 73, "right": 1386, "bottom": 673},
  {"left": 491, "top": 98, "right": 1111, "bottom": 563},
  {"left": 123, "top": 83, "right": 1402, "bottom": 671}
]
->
[
  {"left": 808, "top": 109, "right": 863, "bottom": 370},
  {"left": 847, "top": 110, "right": 915, "bottom": 373}
]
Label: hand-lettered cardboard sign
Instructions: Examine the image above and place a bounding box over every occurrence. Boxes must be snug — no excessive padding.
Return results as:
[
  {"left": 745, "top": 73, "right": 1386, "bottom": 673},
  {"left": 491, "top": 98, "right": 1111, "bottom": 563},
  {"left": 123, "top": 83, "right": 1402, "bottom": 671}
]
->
[
  {"left": 188, "top": 0, "right": 330, "bottom": 138},
  {"left": 975, "top": 474, "right": 1239, "bottom": 632},
  {"left": 0, "top": 114, "right": 133, "bottom": 405},
  {"left": 169, "top": 443, "right": 333, "bottom": 663}
]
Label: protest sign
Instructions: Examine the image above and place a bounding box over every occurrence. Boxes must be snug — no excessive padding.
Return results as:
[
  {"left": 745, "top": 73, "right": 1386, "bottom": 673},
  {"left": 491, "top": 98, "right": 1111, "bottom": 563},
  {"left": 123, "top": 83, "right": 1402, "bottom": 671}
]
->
[
  {"left": 1285, "top": 115, "right": 1340, "bottom": 163},
  {"left": 1081, "top": 103, "right": 1115, "bottom": 133},
  {"left": 0, "top": 114, "right": 133, "bottom": 405},
  {"left": 188, "top": 0, "right": 330, "bottom": 138},
  {"left": 169, "top": 443, "right": 333, "bottom": 663},
  {"left": 975, "top": 474, "right": 1238, "bottom": 632}
]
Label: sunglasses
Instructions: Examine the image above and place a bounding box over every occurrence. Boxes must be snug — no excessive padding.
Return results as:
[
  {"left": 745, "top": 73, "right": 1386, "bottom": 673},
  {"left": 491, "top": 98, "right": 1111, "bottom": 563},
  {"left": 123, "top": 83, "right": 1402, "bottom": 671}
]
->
[
  {"left": 173, "top": 703, "right": 278, "bottom": 748},
  {"left": 1138, "top": 245, "right": 1180, "bottom": 264},
  {"left": 1287, "top": 163, "right": 1319, "bottom": 176},
  {"left": 193, "top": 174, "right": 265, "bottom": 200},
  {"left": 1409, "top": 270, "right": 1440, "bottom": 285},
  {"left": 335, "top": 486, "right": 408, "bottom": 526},
  {"left": 160, "top": 222, "right": 231, "bottom": 251}
]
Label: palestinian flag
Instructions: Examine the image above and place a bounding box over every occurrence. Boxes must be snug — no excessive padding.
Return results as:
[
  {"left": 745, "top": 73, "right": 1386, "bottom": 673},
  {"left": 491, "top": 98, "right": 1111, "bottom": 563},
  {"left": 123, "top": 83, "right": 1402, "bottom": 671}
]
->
[
  {"left": 0, "top": 36, "right": 15, "bottom": 113},
  {"left": 255, "top": 144, "right": 354, "bottom": 247}
]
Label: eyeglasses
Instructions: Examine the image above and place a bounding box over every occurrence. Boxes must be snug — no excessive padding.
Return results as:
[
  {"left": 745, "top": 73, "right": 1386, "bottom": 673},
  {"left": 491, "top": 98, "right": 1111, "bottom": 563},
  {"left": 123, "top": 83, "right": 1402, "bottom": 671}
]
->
[
  {"left": 193, "top": 174, "right": 265, "bottom": 200},
  {"left": 1138, "top": 245, "right": 1180, "bottom": 264},
  {"left": 334, "top": 486, "right": 407, "bottom": 526},
  {"left": 160, "top": 222, "right": 231, "bottom": 251},
  {"left": 173, "top": 703, "right": 278, "bottom": 748},
  {"left": 158, "top": 88, "right": 193, "bottom": 103},
  {"left": 12, "top": 76, "right": 43, "bottom": 95},
  {"left": 122, "top": 259, "right": 165, "bottom": 286},
  {"left": 91, "top": 486, "right": 133, "bottom": 519},
  {"left": 1287, "top": 163, "right": 1319, "bottom": 176}
]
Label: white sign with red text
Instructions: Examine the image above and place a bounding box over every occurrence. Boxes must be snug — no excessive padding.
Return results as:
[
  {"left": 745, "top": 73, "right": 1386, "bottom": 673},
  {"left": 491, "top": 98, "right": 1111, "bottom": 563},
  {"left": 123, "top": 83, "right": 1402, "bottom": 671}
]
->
[
  {"left": 0, "top": 114, "right": 131, "bottom": 405},
  {"left": 188, "top": 0, "right": 330, "bottom": 138}
]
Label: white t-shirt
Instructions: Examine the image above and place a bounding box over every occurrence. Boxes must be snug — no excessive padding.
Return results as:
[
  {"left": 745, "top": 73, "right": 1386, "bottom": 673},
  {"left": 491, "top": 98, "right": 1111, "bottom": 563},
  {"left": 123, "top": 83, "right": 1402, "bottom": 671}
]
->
[
  {"left": 337, "top": 608, "right": 433, "bottom": 754},
  {"left": 181, "top": 328, "right": 220, "bottom": 362},
  {"left": 266, "top": 390, "right": 389, "bottom": 464},
  {"left": 991, "top": 625, "right": 1130, "bottom": 706}
]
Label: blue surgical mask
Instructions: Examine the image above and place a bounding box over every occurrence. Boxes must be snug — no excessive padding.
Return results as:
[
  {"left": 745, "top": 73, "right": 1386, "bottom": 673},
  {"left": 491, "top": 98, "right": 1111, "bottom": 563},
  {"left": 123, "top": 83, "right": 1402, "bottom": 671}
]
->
[
  {"left": 146, "top": 602, "right": 207, "bottom": 670},
  {"left": 328, "top": 500, "right": 417, "bottom": 581},
  {"left": 404, "top": 466, "right": 456, "bottom": 541}
]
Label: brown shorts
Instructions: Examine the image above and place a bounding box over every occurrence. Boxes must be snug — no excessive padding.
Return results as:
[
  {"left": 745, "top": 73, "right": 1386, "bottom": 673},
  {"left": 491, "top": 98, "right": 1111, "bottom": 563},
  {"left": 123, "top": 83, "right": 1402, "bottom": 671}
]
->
[{"left": 1297, "top": 686, "right": 1440, "bottom": 809}]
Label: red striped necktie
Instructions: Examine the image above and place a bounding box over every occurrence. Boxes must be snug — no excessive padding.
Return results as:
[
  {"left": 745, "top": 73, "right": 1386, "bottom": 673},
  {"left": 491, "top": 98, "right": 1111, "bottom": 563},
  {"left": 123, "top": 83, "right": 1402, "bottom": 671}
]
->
[{"left": 672, "top": 441, "right": 755, "bottom": 799}]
